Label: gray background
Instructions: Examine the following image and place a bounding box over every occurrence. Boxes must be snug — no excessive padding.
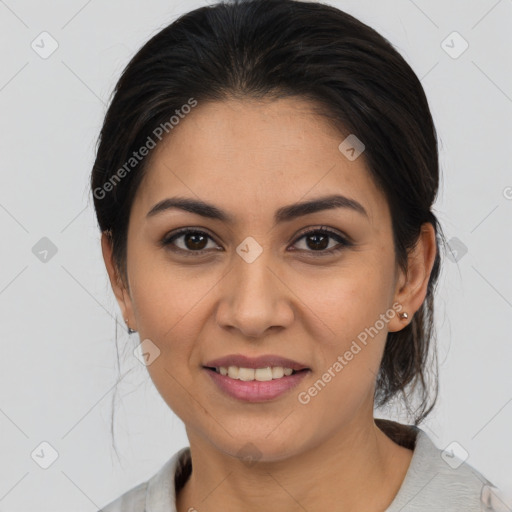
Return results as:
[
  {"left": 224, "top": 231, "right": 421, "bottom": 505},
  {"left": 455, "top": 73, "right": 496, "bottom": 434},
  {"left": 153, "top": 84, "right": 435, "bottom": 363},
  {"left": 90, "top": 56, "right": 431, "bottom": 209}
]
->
[{"left": 0, "top": 0, "right": 511, "bottom": 510}]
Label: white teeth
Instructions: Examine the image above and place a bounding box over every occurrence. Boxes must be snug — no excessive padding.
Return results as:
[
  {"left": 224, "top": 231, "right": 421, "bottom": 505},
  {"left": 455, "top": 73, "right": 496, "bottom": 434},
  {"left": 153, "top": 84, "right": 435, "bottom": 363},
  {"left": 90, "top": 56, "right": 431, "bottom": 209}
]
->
[
  {"left": 271, "top": 367, "right": 284, "bottom": 379},
  {"left": 238, "top": 367, "right": 255, "bottom": 381},
  {"left": 227, "top": 366, "right": 239, "bottom": 379},
  {"left": 215, "top": 365, "right": 299, "bottom": 381},
  {"left": 255, "top": 367, "right": 273, "bottom": 381}
]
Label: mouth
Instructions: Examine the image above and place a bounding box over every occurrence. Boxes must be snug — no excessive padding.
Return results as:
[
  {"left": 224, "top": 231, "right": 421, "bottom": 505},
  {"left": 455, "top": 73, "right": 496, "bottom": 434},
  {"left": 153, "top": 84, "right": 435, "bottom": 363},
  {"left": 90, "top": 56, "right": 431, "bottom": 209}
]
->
[{"left": 202, "top": 355, "right": 311, "bottom": 402}]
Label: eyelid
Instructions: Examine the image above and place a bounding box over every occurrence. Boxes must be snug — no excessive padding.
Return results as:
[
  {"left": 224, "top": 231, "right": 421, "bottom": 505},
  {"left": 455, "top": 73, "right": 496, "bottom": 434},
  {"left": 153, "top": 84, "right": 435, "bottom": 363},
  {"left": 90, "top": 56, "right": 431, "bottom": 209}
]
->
[{"left": 292, "top": 225, "right": 352, "bottom": 245}]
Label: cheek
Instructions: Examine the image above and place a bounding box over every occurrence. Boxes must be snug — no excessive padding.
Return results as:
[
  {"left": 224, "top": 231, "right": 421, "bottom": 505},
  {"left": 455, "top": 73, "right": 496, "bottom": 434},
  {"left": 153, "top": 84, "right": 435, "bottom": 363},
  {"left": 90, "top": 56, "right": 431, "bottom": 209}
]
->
[
  {"left": 301, "top": 258, "right": 394, "bottom": 389},
  {"left": 297, "top": 279, "right": 390, "bottom": 423},
  {"left": 129, "top": 251, "right": 217, "bottom": 336},
  {"left": 303, "top": 257, "right": 394, "bottom": 338},
  {"left": 127, "top": 256, "right": 227, "bottom": 376},
  {"left": 126, "top": 268, "right": 204, "bottom": 399},
  {"left": 128, "top": 267, "right": 208, "bottom": 417}
]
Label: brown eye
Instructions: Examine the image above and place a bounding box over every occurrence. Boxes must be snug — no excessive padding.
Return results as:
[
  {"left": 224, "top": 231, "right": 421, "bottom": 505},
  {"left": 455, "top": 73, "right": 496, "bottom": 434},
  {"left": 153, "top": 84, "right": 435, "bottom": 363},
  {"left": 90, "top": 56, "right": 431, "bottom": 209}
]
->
[
  {"left": 291, "top": 227, "right": 351, "bottom": 255},
  {"left": 181, "top": 231, "right": 209, "bottom": 250},
  {"left": 162, "top": 228, "right": 221, "bottom": 254},
  {"left": 303, "top": 232, "right": 330, "bottom": 250}
]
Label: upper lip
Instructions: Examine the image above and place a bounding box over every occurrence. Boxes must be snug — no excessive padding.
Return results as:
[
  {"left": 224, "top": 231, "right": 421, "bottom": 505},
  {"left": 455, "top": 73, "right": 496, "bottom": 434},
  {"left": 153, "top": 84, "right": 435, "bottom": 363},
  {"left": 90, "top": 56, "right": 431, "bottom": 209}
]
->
[{"left": 203, "top": 354, "right": 310, "bottom": 371}]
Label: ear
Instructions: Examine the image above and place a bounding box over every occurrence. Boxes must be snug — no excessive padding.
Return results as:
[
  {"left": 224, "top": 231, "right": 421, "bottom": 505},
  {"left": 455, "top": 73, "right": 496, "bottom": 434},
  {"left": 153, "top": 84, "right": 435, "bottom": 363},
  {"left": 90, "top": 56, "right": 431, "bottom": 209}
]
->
[
  {"left": 101, "top": 231, "right": 137, "bottom": 331},
  {"left": 388, "top": 222, "right": 437, "bottom": 333}
]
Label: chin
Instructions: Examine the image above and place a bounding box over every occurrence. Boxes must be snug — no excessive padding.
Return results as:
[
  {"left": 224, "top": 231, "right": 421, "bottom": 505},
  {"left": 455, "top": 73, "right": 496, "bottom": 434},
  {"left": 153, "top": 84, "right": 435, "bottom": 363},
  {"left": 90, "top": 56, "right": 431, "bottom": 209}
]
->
[{"left": 214, "top": 429, "right": 307, "bottom": 464}]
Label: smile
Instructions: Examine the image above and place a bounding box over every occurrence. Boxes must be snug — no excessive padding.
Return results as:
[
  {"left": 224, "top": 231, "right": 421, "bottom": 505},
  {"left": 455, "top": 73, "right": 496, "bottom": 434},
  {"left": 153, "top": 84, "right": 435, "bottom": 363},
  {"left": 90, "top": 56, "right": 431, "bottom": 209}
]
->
[{"left": 203, "top": 366, "right": 310, "bottom": 402}]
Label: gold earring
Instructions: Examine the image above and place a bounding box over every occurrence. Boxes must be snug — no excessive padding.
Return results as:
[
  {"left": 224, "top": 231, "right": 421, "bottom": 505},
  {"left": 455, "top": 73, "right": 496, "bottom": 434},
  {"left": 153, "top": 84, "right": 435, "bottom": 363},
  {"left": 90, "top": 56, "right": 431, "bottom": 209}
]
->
[{"left": 398, "top": 312, "right": 409, "bottom": 320}]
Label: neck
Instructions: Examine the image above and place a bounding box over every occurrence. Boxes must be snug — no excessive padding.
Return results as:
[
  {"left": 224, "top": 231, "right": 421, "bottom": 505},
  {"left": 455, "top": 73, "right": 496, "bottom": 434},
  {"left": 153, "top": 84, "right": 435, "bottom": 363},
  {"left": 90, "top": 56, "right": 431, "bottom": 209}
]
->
[{"left": 176, "top": 417, "right": 414, "bottom": 512}]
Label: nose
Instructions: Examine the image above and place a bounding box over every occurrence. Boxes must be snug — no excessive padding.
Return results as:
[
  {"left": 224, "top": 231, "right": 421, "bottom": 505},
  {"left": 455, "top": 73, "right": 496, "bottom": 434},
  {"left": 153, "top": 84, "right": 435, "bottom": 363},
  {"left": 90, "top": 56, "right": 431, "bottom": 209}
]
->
[{"left": 215, "top": 246, "right": 295, "bottom": 339}]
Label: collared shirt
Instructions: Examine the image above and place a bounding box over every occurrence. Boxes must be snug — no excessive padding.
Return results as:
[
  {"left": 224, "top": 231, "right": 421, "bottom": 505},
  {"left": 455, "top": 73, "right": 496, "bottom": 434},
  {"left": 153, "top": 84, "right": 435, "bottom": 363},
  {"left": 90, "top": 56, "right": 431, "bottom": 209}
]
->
[{"left": 98, "top": 419, "right": 505, "bottom": 511}]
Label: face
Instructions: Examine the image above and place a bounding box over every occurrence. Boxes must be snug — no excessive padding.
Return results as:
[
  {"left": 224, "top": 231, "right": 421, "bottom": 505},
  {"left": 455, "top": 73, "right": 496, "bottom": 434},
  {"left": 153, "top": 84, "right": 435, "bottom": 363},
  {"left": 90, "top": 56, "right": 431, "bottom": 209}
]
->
[{"left": 105, "top": 97, "right": 418, "bottom": 461}]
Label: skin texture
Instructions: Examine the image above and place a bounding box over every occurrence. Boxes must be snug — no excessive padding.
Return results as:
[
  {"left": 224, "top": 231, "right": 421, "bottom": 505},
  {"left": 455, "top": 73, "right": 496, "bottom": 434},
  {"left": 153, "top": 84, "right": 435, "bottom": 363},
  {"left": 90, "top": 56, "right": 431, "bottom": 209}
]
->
[{"left": 102, "top": 97, "right": 437, "bottom": 512}]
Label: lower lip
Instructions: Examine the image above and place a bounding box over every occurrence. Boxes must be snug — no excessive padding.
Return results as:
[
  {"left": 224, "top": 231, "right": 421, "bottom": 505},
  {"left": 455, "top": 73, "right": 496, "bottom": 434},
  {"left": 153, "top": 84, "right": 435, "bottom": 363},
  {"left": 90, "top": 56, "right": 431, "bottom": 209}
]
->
[{"left": 204, "top": 368, "right": 310, "bottom": 402}]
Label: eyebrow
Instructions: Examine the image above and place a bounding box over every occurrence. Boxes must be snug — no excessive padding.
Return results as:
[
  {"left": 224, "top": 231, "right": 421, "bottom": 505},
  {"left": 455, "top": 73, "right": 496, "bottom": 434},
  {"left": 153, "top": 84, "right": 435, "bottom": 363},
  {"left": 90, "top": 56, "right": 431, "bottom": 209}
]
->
[{"left": 146, "top": 194, "right": 368, "bottom": 224}]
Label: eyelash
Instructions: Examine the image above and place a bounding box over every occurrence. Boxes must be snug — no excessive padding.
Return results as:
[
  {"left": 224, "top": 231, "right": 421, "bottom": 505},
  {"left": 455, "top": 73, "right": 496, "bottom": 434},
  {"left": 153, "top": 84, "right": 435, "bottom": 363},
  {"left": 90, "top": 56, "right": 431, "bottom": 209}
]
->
[{"left": 160, "top": 226, "right": 352, "bottom": 257}]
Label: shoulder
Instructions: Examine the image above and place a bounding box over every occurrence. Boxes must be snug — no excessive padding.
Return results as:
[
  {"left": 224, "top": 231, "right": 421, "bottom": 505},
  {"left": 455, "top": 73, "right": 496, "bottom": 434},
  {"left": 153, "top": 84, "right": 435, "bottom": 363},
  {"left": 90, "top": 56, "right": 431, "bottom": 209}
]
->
[
  {"left": 97, "top": 447, "right": 191, "bottom": 512},
  {"left": 382, "top": 421, "right": 503, "bottom": 512},
  {"left": 99, "top": 481, "right": 147, "bottom": 512}
]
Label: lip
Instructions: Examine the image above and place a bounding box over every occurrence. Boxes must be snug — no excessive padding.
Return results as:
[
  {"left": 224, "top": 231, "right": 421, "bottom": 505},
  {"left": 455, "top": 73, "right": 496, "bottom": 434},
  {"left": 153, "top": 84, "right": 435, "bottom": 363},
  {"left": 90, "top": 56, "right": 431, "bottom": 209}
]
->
[
  {"left": 204, "top": 367, "right": 311, "bottom": 402},
  {"left": 203, "top": 354, "right": 310, "bottom": 371}
]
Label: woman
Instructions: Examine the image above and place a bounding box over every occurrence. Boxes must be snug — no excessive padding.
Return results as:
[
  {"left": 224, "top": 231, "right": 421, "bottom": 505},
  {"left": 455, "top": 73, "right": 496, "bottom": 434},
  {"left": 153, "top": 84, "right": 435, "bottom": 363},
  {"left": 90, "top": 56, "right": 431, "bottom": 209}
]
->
[{"left": 91, "top": 1, "right": 503, "bottom": 510}]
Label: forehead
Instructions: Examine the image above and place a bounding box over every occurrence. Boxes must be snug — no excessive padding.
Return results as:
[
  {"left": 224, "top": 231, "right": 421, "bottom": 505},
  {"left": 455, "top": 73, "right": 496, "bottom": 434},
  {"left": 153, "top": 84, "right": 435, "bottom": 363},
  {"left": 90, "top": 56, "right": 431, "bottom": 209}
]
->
[{"left": 133, "top": 97, "right": 389, "bottom": 228}]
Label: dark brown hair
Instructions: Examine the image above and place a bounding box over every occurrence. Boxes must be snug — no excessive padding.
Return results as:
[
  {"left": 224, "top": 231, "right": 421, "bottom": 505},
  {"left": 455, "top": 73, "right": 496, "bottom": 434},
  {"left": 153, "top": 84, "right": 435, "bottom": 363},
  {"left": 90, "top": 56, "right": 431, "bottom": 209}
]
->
[{"left": 91, "top": 0, "right": 444, "bottom": 428}]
